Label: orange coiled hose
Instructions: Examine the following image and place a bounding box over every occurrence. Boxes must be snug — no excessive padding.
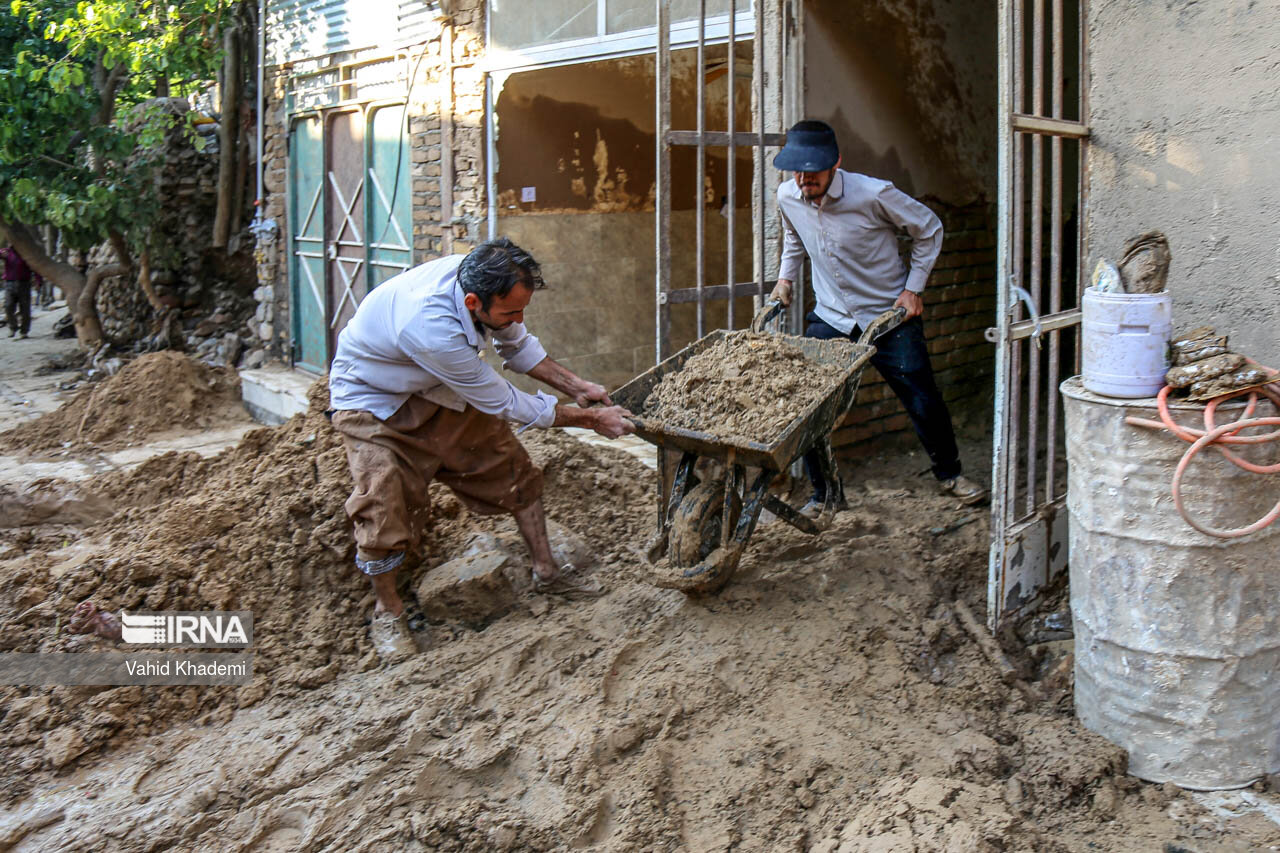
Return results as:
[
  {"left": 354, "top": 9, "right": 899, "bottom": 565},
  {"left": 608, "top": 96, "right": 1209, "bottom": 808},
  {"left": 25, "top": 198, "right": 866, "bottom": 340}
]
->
[{"left": 1124, "top": 381, "right": 1280, "bottom": 538}]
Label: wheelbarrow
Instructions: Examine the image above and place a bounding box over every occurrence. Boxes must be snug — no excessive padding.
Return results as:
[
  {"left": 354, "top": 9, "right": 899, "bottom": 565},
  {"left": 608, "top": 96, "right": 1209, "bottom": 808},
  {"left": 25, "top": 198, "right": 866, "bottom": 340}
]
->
[{"left": 612, "top": 307, "right": 905, "bottom": 594}]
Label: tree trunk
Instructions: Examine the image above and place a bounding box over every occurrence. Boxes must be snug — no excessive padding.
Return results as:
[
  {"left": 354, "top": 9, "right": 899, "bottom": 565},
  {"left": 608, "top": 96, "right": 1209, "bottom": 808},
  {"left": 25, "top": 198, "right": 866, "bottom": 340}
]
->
[
  {"left": 231, "top": 101, "right": 249, "bottom": 236},
  {"left": 0, "top": 219, "right": 98, "bottom": 347},
  {"left": 212, "top": 25, "right": 241, "bottom": 249},
  {"left": 76, "top": 263, "right": 128, "bottom": 346}
]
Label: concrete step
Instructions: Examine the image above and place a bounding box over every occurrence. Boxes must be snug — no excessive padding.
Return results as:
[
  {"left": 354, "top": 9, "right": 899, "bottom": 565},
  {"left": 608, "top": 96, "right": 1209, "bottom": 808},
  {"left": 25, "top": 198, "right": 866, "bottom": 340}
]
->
[{"left": 238, "top": 366, "right": 316, "bottom": 424}]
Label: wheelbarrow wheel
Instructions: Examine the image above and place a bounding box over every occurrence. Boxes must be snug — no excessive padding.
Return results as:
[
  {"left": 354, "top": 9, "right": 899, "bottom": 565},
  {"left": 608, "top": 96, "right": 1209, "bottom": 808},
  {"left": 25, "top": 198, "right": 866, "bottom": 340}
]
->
[{"left": 669, "top": 480, "right": 742, "bottom": 569}]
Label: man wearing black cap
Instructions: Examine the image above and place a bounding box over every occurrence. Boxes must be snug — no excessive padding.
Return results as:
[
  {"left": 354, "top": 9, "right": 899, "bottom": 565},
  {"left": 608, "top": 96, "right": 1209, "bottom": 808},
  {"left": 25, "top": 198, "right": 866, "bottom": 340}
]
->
[{"left": 769, "top": 119, "right": 986, "bottom": 513}]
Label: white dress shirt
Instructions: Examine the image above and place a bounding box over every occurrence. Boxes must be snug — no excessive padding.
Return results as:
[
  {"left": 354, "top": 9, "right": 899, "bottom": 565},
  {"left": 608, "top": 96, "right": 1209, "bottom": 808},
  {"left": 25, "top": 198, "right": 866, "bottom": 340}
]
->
[
  {"left": 328, "top": 254, "right": 558, "bottom": 429},
  {"left": 777, "top": 169, "right": 943, "bottom": 334}
]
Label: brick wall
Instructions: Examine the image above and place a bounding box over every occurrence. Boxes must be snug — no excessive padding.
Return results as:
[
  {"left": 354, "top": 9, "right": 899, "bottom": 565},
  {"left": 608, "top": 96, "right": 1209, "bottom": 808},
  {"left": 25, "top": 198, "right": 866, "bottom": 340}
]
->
[
  {"left": 832, "top": 201, "right": 996, "bottom": 452},
  {"left": 407, "top": 3, "right": 487, "bottom": 261}
]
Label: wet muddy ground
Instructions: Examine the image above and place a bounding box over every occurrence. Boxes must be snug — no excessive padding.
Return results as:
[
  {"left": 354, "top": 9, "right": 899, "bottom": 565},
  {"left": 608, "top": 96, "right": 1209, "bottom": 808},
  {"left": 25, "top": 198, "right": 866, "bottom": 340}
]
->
[{"left": 0, "top": 324, "right": 1278, "bottom": 852}]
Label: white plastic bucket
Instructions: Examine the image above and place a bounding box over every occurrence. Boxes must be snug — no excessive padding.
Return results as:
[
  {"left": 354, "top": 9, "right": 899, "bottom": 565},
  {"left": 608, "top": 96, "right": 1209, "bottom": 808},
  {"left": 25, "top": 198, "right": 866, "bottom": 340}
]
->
[{"left": 1081, "top": 286, "right": 1172, "bottom": 398}]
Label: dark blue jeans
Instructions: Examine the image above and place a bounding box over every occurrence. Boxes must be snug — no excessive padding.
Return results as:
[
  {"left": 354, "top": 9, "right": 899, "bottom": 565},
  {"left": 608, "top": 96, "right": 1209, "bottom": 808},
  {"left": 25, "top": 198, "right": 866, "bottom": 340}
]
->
[{"left": 803, "top": 311, "right": 962, "bottom": 497}]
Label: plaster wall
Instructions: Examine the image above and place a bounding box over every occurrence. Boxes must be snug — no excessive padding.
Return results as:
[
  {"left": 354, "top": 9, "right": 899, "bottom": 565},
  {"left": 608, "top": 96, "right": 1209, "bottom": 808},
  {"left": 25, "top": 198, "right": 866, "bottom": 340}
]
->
[{"left": 1086, "top": 0, "right": 1280, "bottom": 364}]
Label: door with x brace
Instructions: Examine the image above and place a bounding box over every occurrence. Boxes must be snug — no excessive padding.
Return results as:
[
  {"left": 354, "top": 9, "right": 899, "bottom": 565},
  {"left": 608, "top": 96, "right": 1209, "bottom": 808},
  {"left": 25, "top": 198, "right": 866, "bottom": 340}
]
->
[{"left": 325, "top": 109, "right": 368, "bottom": 357}]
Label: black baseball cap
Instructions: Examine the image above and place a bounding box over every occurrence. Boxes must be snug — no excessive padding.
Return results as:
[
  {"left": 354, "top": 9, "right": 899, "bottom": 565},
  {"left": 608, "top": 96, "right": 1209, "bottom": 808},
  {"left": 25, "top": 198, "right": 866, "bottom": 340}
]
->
[{"left": 773, "top": 120, "right": 839, "bottom": 172}]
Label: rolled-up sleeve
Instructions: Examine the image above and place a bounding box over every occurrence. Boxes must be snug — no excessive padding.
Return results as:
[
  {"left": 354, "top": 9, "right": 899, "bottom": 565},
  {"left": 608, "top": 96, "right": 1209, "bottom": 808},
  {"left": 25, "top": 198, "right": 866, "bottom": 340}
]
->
[
  {"left": 876, "top": 186, "right": 942, "bottom": 293},
  {"left": 491, "top": 322, "right": 548, "bottom": 374},
  {"left": 409, "top": 340, "right": 557, "bottom": 429},
  {"left": 777, "top": 193, "right": 807, "bottom": 283}
]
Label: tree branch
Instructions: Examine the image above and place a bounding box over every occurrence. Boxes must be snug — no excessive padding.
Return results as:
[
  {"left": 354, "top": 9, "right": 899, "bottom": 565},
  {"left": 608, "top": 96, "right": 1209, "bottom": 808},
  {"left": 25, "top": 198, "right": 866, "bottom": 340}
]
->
[
  {"left": 107, "top": 230, "right": 132, "bottom": 268},
  {"left": 0, "top": 218, "right": 83, "bottom": 292},
  {"left": 136, "top": 247, "right": 165, "bottom": 312},
  {"left": 99, "top": 64, "right": 128, "bottom": 126},
  {"left": 80, "top": 263, "right": 128, "bottom": 318}
]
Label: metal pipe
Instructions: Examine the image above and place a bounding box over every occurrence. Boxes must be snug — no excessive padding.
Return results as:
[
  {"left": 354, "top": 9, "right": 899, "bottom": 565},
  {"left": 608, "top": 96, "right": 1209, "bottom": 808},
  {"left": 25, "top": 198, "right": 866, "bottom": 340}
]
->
[
  {"left": 726, "top": 0, "right": 736, "bottom": 331},
  {"left": 656, "top": 0, "right": 672, "bottom": 360},
  {"left": 1007, "top": 0, "right": 1025, "bottom": 527},
  {"left": 755, "top": 0, "right": 765, "bottom": 299},
  {"left": 696, "top": 0, "right": 706, "bottom": 337},
  {"left": 1027, "top": 0, "right": 1044, "bottom": 516},
  {"left": 989, "top": 0, "right": 1016, "bottom": 623},
  {"left": 255, "top": 0, "right": 265, "bottom": 212},
  {"left": 1046, "top": 0, "right": 1065, "bottom": 502},
  {"left": 1076, "top": 0, "right": 1092, "bottom": 376},
  {"left": 441, "top": 20, "right": 455, "bottom": 255},
  {"left": 485, "top": 74, "right": 497, "bottom": 240}
]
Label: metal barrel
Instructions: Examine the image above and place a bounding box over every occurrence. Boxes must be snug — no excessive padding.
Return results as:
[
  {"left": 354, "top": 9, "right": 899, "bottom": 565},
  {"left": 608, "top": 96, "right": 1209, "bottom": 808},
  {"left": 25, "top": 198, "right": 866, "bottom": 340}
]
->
[{"left": 1061, "top": 376, "right": 1280, "bottom": 790}]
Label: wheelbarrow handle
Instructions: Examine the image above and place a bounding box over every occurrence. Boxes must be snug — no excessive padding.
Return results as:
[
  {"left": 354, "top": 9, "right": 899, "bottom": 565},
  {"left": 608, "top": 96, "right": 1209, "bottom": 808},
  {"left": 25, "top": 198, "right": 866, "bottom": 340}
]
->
[
  {"left": 750, "top": 299, "right": 786, "bottom": 333},
  {"left": 856, "top": 306, "right": 908, "bottom": 347}
]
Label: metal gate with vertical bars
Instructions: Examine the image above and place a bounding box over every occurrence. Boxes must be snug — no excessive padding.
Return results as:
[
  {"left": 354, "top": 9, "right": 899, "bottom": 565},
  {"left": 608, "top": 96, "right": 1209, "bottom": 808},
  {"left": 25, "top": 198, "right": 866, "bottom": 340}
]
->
[
  {"left": 988, "top": 0, "right": 1090, "bottom": 628},
  {"left": 654, "top": 0, "right": 785, "bottom": 361}
]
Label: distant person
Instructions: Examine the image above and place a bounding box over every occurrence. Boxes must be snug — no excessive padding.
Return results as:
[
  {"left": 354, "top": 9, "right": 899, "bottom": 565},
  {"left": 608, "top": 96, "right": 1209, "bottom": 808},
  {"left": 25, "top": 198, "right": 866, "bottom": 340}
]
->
[
  {"left": 2, "top": 242, "right": 35, "bottom": 339},
  {"left": 328, "top": 238, "right": 635, "bottom": 661},
  {"left": 769, "top": 120, "right": 987, "bottom": 513}
]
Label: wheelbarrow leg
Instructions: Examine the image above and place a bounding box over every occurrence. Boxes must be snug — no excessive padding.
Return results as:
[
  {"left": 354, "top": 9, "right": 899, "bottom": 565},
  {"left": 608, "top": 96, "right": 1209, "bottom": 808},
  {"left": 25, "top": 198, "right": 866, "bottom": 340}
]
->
[
  {"left": 663, "top": 468, "right": 774, "bottom": 594},
  {"left": 646, "top": 450, "right": 698, "bottom": 563},
  {"left": 814, "top": 435, "right": 844, "bottom": 530}
]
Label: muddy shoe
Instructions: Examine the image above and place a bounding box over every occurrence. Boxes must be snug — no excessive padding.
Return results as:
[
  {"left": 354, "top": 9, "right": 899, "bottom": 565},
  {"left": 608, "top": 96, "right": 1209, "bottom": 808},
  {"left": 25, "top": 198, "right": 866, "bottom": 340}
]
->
[
  {"left": 940, "top": 475, "right": 988, "bottom": 507},
  {"left": 369, "top": 610, "right": 418, "bottom": 662},
  {"left": 533, "top": 563, "right": 605, "bottom": 599}
]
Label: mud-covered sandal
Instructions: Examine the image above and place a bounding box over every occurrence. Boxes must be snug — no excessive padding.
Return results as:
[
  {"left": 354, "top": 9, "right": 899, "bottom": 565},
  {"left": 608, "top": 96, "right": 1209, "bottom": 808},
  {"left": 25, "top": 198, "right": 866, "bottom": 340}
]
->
[
  {"left": 533, "top": 563, "right": 605, "bottom": 598},
  {"left": 369, "top": 610, "right": 419, "bottom": 662}
]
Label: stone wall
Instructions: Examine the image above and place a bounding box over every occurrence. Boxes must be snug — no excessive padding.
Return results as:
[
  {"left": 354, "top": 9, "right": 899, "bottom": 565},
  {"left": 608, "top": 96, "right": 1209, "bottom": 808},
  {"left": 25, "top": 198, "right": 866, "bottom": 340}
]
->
[
  {"left": 252, "top": 65, "right": 289, "bottom": 364},
  {"left": 90, "top": 98, "right": 258, "bottom": 364}
]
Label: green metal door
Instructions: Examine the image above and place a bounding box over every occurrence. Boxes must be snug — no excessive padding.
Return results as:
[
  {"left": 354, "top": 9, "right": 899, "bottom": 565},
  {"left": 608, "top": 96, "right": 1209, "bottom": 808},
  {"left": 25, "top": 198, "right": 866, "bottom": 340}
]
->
[
  {"left": 288, "top": 115, "right": 327, "bottom": 372},
  {"left": 367, "top": 105, "right": 412, "bottom": 288}
]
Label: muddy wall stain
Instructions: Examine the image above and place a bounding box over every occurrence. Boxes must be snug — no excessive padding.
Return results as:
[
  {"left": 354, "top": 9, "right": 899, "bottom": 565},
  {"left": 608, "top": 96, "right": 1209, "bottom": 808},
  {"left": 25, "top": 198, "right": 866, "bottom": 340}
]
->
[{"left": 495, "top": 48, "right": 753, "bottom": 214}]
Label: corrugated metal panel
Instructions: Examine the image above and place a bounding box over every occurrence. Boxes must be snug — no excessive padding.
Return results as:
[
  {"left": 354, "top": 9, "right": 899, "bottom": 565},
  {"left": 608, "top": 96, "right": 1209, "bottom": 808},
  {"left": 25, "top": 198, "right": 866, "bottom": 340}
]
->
[
  {"left": 267, "top": 0, "right": 408, "bottom": 65},
  {"left": 397, "top": 0, "right": 438, "bottom": 47}
]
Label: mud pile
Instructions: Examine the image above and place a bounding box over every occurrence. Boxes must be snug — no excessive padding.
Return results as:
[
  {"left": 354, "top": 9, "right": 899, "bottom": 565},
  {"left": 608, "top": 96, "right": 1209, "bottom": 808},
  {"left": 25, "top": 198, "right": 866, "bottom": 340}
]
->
[
  {"left": 0, "top": 378, "right": 656, "bottom": 800},
  {"left": 0, "top": 351, "right": 247, "bottom": 454},
  {"left": 3, "top": 359, "right": 1264, "bottom": 850},
  {"left": 642, "top": 332, "right": 855, "bottom": 443}
]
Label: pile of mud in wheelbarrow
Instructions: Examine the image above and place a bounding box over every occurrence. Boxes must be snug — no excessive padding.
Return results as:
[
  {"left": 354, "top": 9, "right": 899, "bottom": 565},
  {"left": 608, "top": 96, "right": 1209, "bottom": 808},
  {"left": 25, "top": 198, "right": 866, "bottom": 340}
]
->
[{"left": 614, "top": 308, "right": 904, "bottom": 594}]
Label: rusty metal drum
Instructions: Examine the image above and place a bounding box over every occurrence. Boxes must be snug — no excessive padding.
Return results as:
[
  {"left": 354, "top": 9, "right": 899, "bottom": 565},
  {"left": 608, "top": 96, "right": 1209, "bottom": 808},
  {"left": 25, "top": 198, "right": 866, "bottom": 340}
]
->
[{"left": 1061, "top": 376, "right": 1280, "bottom": 790}]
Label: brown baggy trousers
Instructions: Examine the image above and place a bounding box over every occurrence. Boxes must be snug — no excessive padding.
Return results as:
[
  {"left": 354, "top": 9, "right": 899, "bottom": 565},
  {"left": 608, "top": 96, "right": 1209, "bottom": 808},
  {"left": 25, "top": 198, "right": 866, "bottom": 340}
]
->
[{"left": 332, "top": 396, "right": 544, "bottom": 563}]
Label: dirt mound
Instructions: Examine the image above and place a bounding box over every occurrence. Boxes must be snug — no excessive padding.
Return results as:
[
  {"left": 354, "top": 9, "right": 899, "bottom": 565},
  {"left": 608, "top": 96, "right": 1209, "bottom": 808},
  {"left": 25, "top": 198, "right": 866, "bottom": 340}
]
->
[
  {"left": 642, "top": 332, "right": 855, "bottom": 442},
  {"left": 0, "top": 383, "right": 658, "bottom": 799},
  {"left": 0, "top": 351, "right": 246, "bottom": 454}
]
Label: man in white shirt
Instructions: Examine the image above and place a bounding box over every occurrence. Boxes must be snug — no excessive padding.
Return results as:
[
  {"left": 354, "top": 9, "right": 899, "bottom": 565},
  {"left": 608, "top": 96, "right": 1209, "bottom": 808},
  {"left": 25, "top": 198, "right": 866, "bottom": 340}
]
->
[
  {"left": 769, "top": 120, "right": 987, "bottom": 514},
  {"left": 329, "top": 238, "right": 634, "bottom": 658}
]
